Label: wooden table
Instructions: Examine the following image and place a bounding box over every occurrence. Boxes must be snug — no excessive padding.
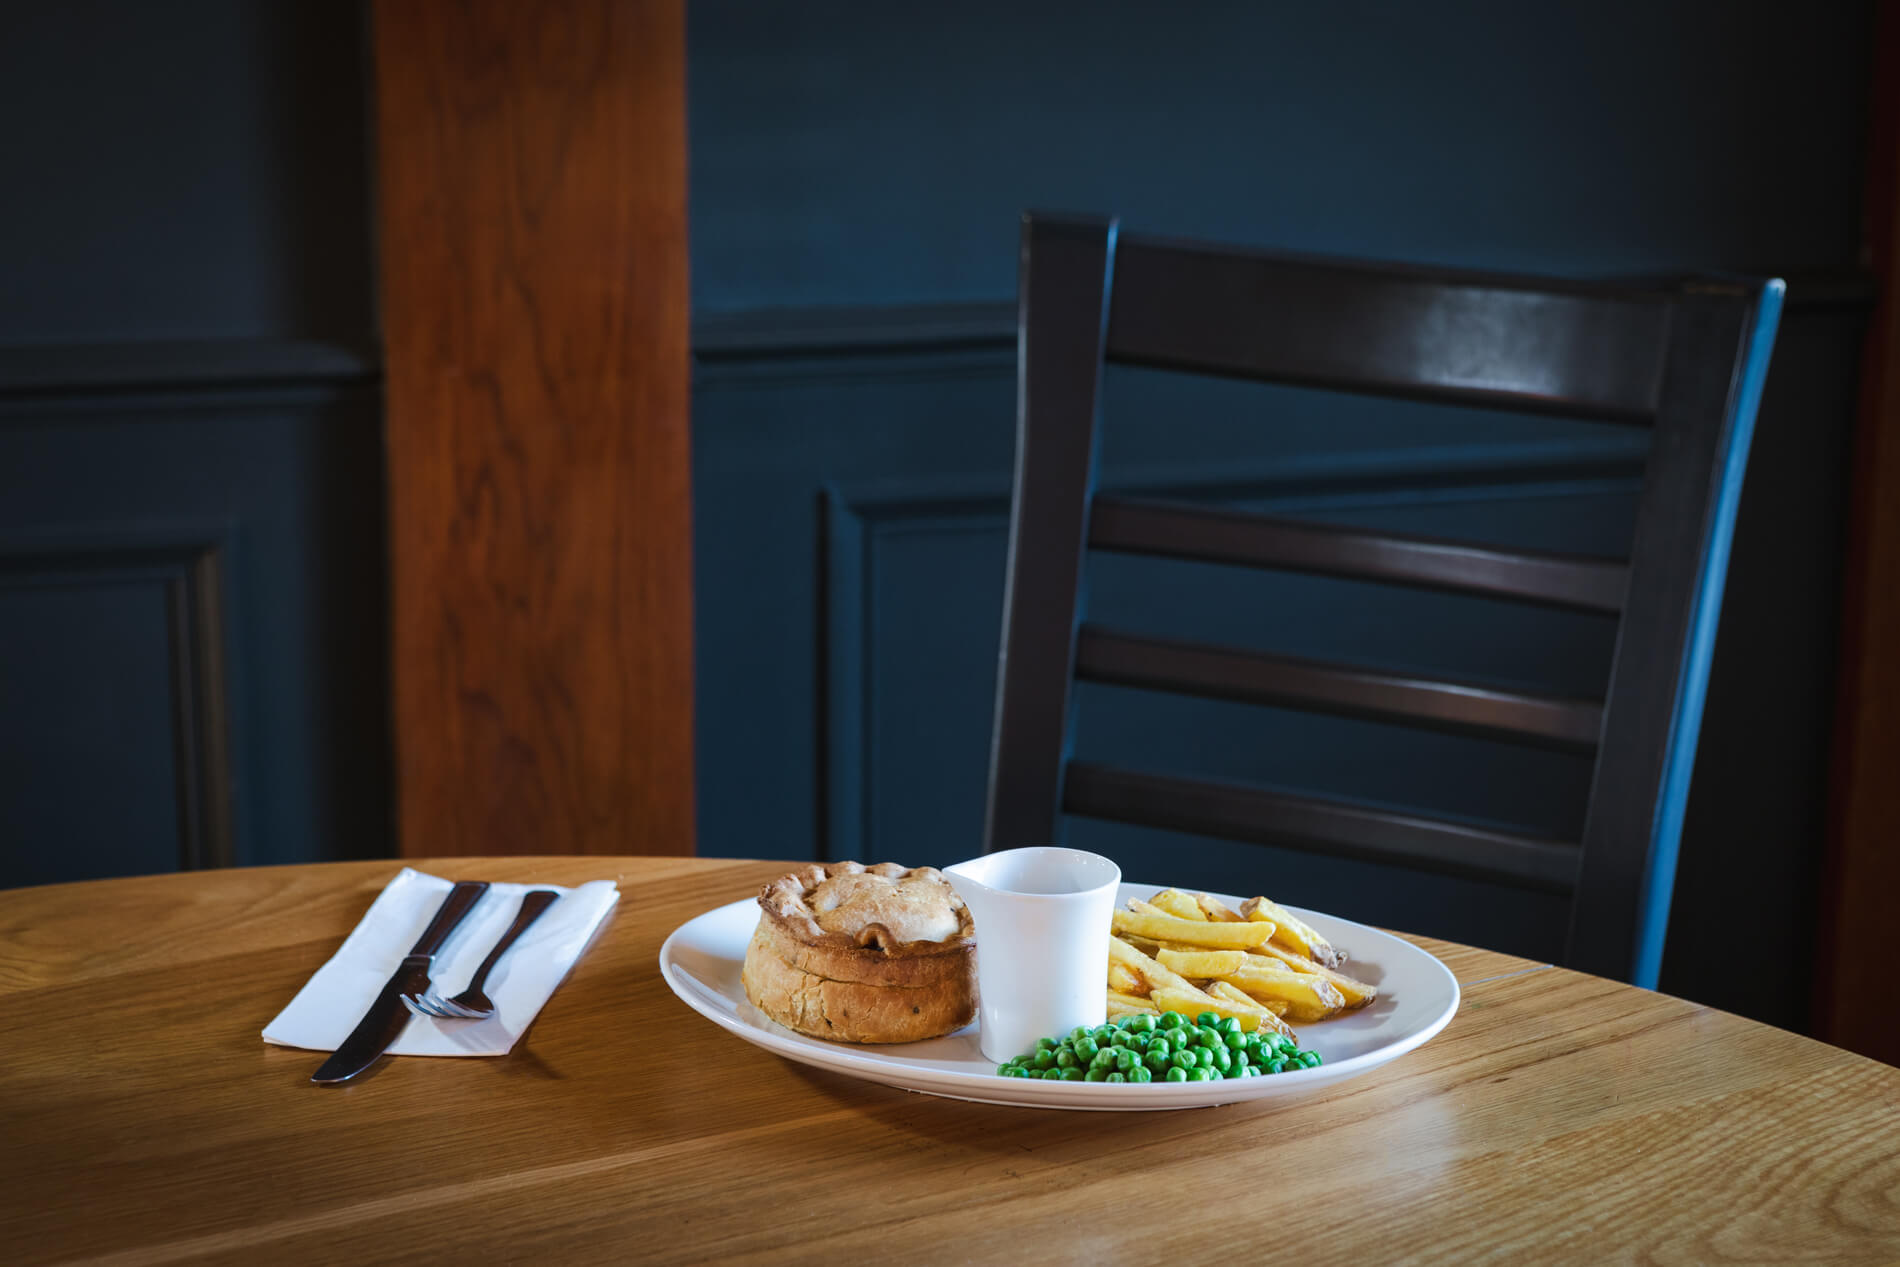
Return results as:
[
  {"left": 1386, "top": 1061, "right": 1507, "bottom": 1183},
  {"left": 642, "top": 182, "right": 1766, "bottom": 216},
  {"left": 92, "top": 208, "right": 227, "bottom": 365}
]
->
[{"left": 4, "top": 858, "right": 1898, "bottom": 1265}]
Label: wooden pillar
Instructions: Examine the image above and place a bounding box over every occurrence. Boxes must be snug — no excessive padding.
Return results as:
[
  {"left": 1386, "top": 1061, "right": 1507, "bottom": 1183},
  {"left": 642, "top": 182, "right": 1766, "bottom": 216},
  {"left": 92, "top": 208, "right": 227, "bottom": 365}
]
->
[
  {"left": 373, "top": 0, "right": 696, "bottom": 857},
  {"left": 1817, "top": 1, "right": 1900, "bottom": 1064}
]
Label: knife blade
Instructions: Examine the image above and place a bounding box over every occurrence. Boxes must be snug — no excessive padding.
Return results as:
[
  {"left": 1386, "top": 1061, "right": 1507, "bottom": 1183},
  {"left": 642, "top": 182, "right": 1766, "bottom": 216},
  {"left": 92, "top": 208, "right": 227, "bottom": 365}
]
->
[{"left": 311, "top": 879, "right": 490, "bottom": 1085}]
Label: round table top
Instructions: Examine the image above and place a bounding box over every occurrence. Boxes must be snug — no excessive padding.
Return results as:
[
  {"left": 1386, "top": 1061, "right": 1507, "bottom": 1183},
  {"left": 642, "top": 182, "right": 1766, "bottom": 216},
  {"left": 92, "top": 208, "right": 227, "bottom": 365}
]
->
[{"left": 4, "top": 856, "right": 1898, "bottom": 1265}]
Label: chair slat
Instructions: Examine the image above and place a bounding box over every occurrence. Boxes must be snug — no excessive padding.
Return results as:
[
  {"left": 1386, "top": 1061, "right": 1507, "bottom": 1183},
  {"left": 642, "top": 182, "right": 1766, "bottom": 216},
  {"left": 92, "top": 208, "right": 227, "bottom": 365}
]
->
[
  {"left": 1106, "top": 236, "right": 1671, "bottom": 422},
  {"left": 1063, "top": 762, "right": 1580, "bottom": 891},
  {"left": 1089, "top": 496, "right": 1630, "bottom": 613},
  {"left": 1074, "top": 627, "right": 1604, "bottom": 750}
]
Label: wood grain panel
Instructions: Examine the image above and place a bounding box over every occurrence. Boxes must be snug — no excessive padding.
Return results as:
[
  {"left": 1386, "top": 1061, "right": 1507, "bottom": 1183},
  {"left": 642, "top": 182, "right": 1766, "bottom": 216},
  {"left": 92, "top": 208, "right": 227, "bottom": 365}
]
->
[
  {"left": 374, "top": 0, "right": 695, "bottom": 857},
  {"left": 1, "top": 859, "right": 1895, "bottom": 1265},
  {"left": 1818, "top": 1, "right": 1900, "bottom": 1066}
]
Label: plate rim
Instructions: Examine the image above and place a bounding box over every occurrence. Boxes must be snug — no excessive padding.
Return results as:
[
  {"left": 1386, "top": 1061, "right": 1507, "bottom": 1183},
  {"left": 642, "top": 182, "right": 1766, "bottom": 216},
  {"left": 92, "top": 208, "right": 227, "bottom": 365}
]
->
[{"left": 659, "top": 881, "right": 1459, "bottom": 1111}]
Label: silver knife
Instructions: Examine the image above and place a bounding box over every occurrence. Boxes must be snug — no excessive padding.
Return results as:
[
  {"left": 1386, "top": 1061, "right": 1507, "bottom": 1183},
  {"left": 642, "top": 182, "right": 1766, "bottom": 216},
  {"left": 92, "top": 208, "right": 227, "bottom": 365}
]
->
[{"left": 311, "top": 880, "right": 491, "bottom": 1085}]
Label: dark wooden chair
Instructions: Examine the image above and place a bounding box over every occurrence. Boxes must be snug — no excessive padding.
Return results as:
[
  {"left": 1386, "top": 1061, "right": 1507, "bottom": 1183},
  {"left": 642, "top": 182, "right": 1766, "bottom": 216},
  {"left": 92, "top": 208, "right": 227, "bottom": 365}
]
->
[{"left": 983, "top": 213, "right": 1783, "bottom": 987}]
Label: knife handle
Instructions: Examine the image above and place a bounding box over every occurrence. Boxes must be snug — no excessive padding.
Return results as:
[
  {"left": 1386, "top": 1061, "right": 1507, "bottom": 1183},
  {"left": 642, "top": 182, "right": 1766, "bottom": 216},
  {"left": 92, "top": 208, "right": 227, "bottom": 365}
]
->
[{"left": 408, "top": 881, "right": 490, "bottom": 957}]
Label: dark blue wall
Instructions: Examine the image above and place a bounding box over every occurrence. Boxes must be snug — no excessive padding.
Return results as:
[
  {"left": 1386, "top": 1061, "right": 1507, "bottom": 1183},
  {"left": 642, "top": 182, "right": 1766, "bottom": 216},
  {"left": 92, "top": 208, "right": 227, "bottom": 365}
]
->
[
  {"left": 687, "top": 1, "right": 1875, "bottom": 1027},
  {"left": 0, "top": 1, "right": 387, "bottom": 886},
  {"left": 689, "top": 0, "right": 1869, "bottom": 312}
]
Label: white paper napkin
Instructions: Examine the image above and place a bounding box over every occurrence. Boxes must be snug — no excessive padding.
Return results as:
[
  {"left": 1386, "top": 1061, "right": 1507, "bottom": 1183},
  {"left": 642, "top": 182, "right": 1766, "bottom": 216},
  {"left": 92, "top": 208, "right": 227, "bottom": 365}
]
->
[{"left": 263, "top": 867, "right": 620, "bottom": 1057}]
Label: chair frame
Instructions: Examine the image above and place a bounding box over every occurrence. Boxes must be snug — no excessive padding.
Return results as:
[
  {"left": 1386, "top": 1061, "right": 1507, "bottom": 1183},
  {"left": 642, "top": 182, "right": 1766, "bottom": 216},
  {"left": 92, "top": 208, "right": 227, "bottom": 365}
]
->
[{"left": 982, "top": 213, "right": 1783, "bottom": 987}]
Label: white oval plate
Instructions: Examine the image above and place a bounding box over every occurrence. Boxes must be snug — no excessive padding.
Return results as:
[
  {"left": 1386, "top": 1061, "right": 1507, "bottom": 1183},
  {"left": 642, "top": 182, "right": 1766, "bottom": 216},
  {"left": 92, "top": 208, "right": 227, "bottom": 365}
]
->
[{"left": 659, "top": 883, "right": 1458, "bottom": 1111}]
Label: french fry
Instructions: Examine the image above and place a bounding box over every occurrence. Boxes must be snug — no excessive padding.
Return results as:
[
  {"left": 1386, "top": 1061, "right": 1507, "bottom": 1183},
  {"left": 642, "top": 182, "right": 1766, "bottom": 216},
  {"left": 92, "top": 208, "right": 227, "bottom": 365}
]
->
[
  {"left": 1153, "top": 947, "right": 1250, "bottom": 978},
  {"left": 1125, "top": 897, "right": 1186, "bottom": 921},
  {"left": 1107, "top": 960, "right": 1146, "bottom": 996},
  {"left": 1106, "top": 991, "right": 1160, "bottom": 1018},
  {"left": 1251, "top": 940, "right": 1377, "bottom": 1009},
  {"left": 1146, "top": 889, "right": 1208, "bottom": 921},
  {"left": 1112, "top": 908, "right": 1277, "bottom": 950},
  {"left": 1224, "top": 961, "right": 1348, "bottom": 1022},
  {"left": 1205, "top": 981, "right": 1296, "bottom": 1037},
  {"left": 1149, "top": 985, "right": 1283, "bottom": 1034},
  {"left": 1107, "top": 934, "right": 1205, "bottom": 998},
  {"left": 1194, "top": 892, "right": 1246, "bottom": 923},
  {"left": 1241, "top": 895, "right": 1340, "bottom": 968}
]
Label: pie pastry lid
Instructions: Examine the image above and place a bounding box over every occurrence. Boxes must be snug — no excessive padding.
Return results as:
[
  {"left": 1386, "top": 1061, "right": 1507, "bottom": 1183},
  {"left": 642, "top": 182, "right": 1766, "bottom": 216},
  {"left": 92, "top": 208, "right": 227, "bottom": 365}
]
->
[{"left": 755, "top": 861, "right": 975, "bottom": 956}]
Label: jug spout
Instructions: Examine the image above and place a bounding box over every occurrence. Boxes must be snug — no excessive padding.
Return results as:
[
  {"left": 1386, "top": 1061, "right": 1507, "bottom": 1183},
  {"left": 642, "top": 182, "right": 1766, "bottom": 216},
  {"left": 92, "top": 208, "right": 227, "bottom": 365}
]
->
[{"left": 940, "top": 858, "right": 996, "bottom": 916}]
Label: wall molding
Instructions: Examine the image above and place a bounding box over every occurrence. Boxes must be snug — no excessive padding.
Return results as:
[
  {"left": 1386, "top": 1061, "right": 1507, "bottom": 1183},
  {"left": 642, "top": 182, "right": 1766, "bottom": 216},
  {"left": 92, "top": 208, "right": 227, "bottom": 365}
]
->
[
  {"left": 695, "top": 301, "right": 1014, "bottom": 361},
  {"left": 0, "top": 338, "right": 378, "bottom": 405},
  {"left": 1, "top": 275, "right": 1859, "bottom": 401},
  {"left": 0, "top": 528, "right": 237, "bottom": 871}
]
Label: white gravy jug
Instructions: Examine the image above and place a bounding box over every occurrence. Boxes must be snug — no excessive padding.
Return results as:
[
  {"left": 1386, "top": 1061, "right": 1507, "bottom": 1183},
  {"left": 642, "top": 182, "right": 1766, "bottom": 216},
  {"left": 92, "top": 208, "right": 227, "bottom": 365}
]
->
[{"left": 942, "top": 847, "right": 1121, "bottom": 1065}]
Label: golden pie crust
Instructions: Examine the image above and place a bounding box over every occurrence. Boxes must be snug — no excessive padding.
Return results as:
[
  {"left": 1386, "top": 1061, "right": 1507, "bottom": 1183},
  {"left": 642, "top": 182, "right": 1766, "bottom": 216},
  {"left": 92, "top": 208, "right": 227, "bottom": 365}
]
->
[{"left": 741, "top": 862, "right": 976, "bottom": 1044}]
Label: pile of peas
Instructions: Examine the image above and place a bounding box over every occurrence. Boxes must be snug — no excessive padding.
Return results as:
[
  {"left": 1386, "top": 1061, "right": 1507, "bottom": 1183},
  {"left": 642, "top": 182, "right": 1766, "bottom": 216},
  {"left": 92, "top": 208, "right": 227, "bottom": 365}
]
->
[{"left": 997, "top": 1011, "right": 1322, "bottom": 1082}]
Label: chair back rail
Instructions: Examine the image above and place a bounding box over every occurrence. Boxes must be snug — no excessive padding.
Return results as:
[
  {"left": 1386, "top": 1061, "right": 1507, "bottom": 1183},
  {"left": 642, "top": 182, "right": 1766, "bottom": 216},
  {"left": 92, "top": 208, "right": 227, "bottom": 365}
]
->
[
  {"left": 1088, "top": 496, "right": 1632, "bottom": 613},
  {"left": 1073, "top": 627, "right": 1606, "bottom": 751}
]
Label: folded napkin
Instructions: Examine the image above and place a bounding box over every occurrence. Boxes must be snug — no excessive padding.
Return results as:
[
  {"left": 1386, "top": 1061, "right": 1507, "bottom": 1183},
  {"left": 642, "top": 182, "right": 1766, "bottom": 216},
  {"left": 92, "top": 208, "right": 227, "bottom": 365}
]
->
[{"left": 263, "top": 867, "right": 620, "bottom": 1057}]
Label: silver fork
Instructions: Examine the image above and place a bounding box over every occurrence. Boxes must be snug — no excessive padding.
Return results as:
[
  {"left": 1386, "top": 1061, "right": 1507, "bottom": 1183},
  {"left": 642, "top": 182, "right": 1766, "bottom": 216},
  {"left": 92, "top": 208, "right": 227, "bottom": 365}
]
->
[{"left": 404, "top": 889, "right": 560, "bottom": 1020}]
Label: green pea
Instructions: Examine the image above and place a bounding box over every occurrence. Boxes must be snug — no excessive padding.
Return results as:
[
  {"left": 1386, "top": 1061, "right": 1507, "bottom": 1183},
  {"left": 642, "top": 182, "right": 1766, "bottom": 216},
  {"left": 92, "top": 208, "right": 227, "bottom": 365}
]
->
[
  {"left": 1032, "top": 1049, "right": 1057, "bottom": 1070},
  {"left": 1130, "top": 1063, "right": 1153, "bottom": 1083},
  {"left": 1144, "top": 1049, "right": 1170, "bottom": 1074},
  {"left": 1148, "top": 1038, "right": 1171, "bottom": 1062},
  {"left": 1091, "top": 1049, "right": 1117, "bottom": 1072},
  {"left": 1266, "top": 1058, "right": 1286, "bottom": 1074},
  {"left": 1070, "top": 1026, "right": 1089, "bottom": 1044},
  {"left": 1075, "top": 1039, "right": 1099, "bottom": 1063},
  {"left": 1160, "top": 1011, "right": 1187, "bottom": 1030},
  {"left": 1212, "top": 1047, "right": 1233, "bottom": 1073},
  {"left": 1302, "top": 1051, "right": 1323, "bottom": 1067},
  {"left": 1219, "top": 1016, "right": 1242, "bottom": 1036},
  {"left": 1224, "top": 1030, "right": 1248, "bottom": 1052},
  {"left": 1037, "top": 1036, "right": 1057, "bottom": 1052},
  {"left": 1106, "top": 1072, "right": 1126, "bottom": 1084},
  {"left": 1196, "top": 1047, "right": 1215, "bottom": 1069},
  {"left": 1131, "top": 1014, "right": 1158, "bottom": 1033},
  {"left": 1196, "top": 1012, "right": 1220, "bottom": 1028},
  {"left": 1116, "top": 1050, "right": 1139, "bottom": 1074},
  {"left": 1192, "top": 1067, "right": 1217, "bottom": 1082},
  {"left": 1171, "top": 1049, "right": 1197, "bottom": 1071},
  {"left": 1055, "top": 1048, "right": 1079, "bottom": 1069},
  {"left": 1085, "top": 1067, "right": 1108, "bottom": 1082},
  {"left": 1060, "top": 1067, "right": 1085, "bottom": 1081},
  {"left": 1165, "top": 1066, "right": 1189, "bottom": 1082}
]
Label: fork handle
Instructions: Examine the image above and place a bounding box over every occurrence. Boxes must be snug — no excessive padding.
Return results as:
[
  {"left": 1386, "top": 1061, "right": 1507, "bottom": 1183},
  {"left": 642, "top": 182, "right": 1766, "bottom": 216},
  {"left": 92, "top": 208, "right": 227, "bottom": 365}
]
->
[{"left": 465, "top": 890, "right": 560, "bottom": 992}]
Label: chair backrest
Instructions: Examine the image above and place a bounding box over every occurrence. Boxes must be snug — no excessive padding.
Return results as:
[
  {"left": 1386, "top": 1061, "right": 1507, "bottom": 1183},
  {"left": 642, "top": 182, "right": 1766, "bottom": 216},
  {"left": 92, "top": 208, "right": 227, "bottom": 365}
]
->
[{"left": 983, "top": 213, "right": 1783, "bottom": 987}]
